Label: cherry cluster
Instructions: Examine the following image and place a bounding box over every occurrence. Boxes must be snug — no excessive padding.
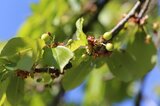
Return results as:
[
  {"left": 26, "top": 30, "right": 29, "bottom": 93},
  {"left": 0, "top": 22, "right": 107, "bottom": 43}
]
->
[{"left": 86, "top": 36, "right": 112, "bottom": 58}]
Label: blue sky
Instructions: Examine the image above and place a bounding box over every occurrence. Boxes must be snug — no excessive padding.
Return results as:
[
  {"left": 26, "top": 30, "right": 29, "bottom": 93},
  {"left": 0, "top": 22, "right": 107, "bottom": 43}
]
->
[
  {"left": 0, "top": 0, "right": 38, "bottom": 41},
  {"left": 0, "top": 0, "right": 160, "bottom": 106}
]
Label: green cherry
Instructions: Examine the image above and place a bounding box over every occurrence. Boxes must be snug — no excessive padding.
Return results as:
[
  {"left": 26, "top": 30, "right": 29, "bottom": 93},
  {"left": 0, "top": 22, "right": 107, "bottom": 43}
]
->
[
  {"left": 105, "top": 43, "right": 114, "bottom": 51},
  {"left": 41, "top": 33, "right": 52, "bottom": 43},
  {"left": 102, "top": 31, "right": 112, "bottom": 40}
]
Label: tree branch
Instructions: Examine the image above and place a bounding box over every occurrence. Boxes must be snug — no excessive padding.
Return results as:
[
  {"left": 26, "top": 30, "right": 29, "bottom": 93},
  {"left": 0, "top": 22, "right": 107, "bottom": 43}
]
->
[
  {"left": 110, "top": 0, "right": 151, "bottom": 39},
  {"left": 138, "top": 0, "right": 151, "bottom": 19},
  {"left": 135, "top": 75, "right": 147, "bottom": 106},
  {"left": 110, "top": 1, "right": 141, "bottom": 38},
  {"left": 49, "top": 84, "right": 65, "bottom": 106},
  {"left": 83, "top": 0, "right": 110, "bottom": 32}
]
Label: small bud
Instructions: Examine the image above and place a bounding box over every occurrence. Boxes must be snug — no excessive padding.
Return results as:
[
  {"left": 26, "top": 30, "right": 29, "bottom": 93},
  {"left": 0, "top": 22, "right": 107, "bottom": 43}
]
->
[
  {"left": 145, "top": 34, "right": 151, "bottom": 44},
  {"left": 102, "top": 31, "right": 112, "bottom": 41},
  {"left": 124, "top": 23, "right": 128, "bottom": 30},
  {"left": 105, "top": 43, "right": 114, "bottom": 51},
  {"left": 153, "top": 22, "right": 159, "bottom": 31}
]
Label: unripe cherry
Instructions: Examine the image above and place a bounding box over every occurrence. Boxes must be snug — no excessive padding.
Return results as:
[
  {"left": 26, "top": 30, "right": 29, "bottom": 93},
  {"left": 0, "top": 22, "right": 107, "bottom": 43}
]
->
[
  {"left": 105, "top": 43, "right": 114, "bottom": 51},
  {"left": 41, "top": 33, "right": 52, "bottom": 43},
  {"left": 102, "top": 31, "right": 112, "bottom": 41}
]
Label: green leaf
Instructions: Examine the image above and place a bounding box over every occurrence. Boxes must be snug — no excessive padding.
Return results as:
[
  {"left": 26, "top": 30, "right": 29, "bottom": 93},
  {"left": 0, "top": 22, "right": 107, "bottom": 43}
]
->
[
  {"left": 51, "top": 46, "right": 74, "bottom": 71},
  {"left": 105, "top": 78, "right": 130, "bottom": 102},
  {"left": 0, "top": 37, "right": 31, "bottom": 57},
  {"left": 107, "top": 51, "right": 139, "bottom": 81},
  {"left": 0, "top": 77, "right": 9, "bottom": 99},
  {"left": 127, "top": 30, "right": 156, "bottom": 69},
  {"left": 0, "top": 57, "right": 9, "bottom": 65},
  {"left": 0, "top": 37, "right": 45, "bottom": 63},
  {"left": 42, "top": 46, "right": 73, "bottom": 72},
  {"left": 62, "top": 57, "right": 93, "bottom": 91},
  {"left": 6, "top": 75, "right": 24, "bottom": 106},
  {"left": 0, "top": 42, "right": 6, "bottom": 52},
  {"left": 4, "top": 63, "right": 17, "bottom": 71},
  {"left": 67, "top": 18, "right": 88, "bottom": 51},
  {"left": 83, "top": 64, "right": 108, "bottom": 106},
  {"left": 34, "top": 39, "right": 45, "bottom": 61},
  {"left": 42, "top": 48, "right": 56, "bottom": 67},
  {"left": 0, "top": 70, "right": 9, "bottom": 82},
  {"left": 16, "top": 51, "right": 34, "bottom": 71},
  {"left": 107, "top": 29, "right": 156, "bottom": 81}
]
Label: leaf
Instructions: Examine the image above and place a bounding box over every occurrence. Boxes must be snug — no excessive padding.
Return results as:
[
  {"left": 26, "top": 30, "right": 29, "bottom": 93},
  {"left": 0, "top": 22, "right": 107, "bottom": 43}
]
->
[
  {"left": 42, "top": 46, "right": 73, "bottom": 72},
  {"left": 107, "top": 51, "right": 139, "bottom": 81},
  {"left": 0, "top": 57, "right": 9, "bottom": 65},
  {"left": 105, "top": 78, "right": 130, "bottom": 102},
  {"left": 0, "top": 37, "right": 45, "bottom": 63},
  {"left": 0, "top": 70, "right": 9, "bottom": 82},
  {"left": 51, "top": 46, "right": 74, "bottom": 72},
  {"left": 0, "top": 42, "right": 6, "bottom": 53},
  {"left": 127, "top": 30, "right": 156, "bottom": 69},
  {"left": 83, "top": 64, "right": 108, "bottom": 106},
  {"left": 0, "top": 77, "right": 9, "bottom": 99},
  {"left": 67, "top": 18, "right": 88, "bottom": 51},
  {"left": 42, "top": 48, "right": 56, "bottom": 67},
  {"left": 107, "top": 29, "right": 156, "bottom": 81},
  {"left": 4, "top": 63, "right": 17, "bottom": 71},
  {"left": 6, "top": 75, "right": 24, "bottom": 106},
  {"left": 62, "top": 57, "right": 93, "bottom": 91},
  {"left": 0, "top": 37, "right": 31, "bottom": 57},
  {"left": 16, "top": 51, "right": 34, "bottom": 71},
  {"left": 34, "top": 39, "right": 46, "bottom": 61}
]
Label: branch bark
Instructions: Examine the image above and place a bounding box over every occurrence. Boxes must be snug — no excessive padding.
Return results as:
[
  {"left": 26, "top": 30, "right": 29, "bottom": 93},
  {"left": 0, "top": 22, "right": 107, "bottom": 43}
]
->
[
  {"left": 138, "top": 0, "right": 151, "bottom": 19},
  {"left": 49, "top": 84, "right": 65, "bottom": 106},
  {"left": 83, "top": 0, "right": 110, "bottom": 32},
  {"left": 135, "top": 75, "right": 147, "bottom": 106},
  {"left": 110, "top": 0, "right": 151, "bottom": 39}
]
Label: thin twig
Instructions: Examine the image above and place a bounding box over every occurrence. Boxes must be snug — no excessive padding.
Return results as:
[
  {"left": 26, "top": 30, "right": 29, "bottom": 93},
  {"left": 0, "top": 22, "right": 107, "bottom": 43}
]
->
[
  {"left": 135, "top": 75, "right": 147, "bottom": 106},
  {"left": 138, "top": 0, "right": 151, "bottom": 19},
  {"left": 83, "top": 0, "right": 110, "bottom": 32},
  {"left": 110, "top": 0, "right": 151, "bottom": 39},
  {"left": 110, "top": 1, "right": 141, "bottom": 38},
  {"left": 49, "top": 84, "right": 65, "bottom": 106},
  {"left": 34, "top": 67, "right": 58, "bottom": 73}
]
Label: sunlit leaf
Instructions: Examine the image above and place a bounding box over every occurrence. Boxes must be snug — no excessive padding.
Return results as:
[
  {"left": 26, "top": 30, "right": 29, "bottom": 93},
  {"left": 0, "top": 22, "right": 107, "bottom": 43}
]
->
[
  {"left": 42, "top": 46, "right": 73, "bottom": 72},
  {"left": 67, "top": 18, "right": 88, "bottom": 51},
  {"left": 51, "top": 46, "right": 74, "bottom": 72},
  {"left": 0, "top": 37, "right": 31, "bottom": 57}
]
